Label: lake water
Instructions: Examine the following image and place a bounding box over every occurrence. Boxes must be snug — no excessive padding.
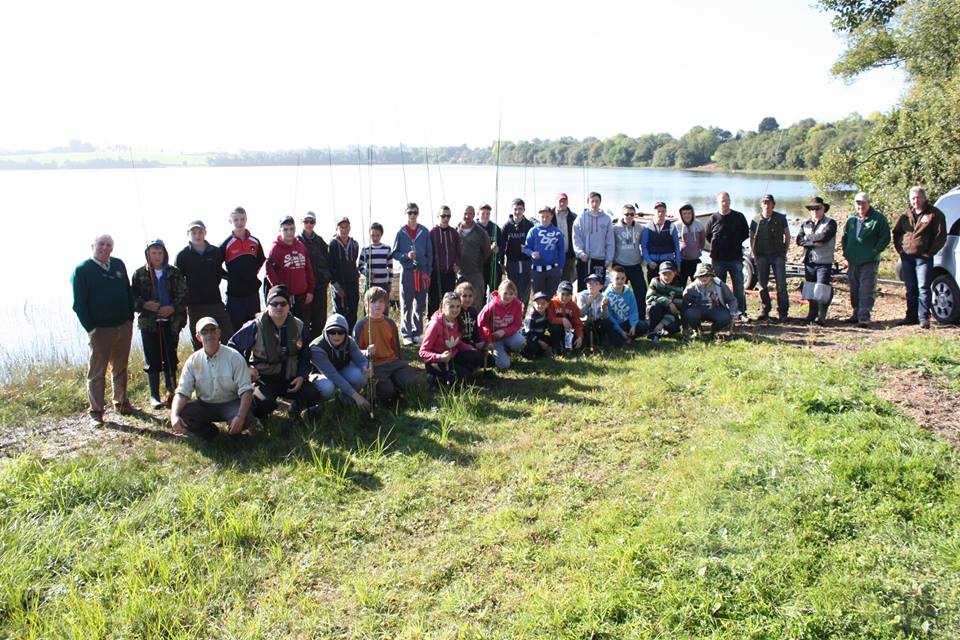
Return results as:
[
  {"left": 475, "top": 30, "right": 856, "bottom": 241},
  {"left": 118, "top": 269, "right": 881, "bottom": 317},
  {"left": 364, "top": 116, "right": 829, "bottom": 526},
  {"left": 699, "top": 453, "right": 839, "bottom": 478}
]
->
[{"left": 0, "top": 164, "right": 816, "bottom": 374}]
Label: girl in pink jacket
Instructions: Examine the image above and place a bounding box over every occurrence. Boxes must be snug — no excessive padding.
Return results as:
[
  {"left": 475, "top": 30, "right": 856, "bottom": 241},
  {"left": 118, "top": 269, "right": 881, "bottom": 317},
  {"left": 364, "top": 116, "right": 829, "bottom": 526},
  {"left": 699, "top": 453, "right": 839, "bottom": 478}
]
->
[
  {"left": 477, "top": 279, "right": 525, "bottom": 371},
  {"left": 420, "top": 292, "right": 483, "bottom": 388}
]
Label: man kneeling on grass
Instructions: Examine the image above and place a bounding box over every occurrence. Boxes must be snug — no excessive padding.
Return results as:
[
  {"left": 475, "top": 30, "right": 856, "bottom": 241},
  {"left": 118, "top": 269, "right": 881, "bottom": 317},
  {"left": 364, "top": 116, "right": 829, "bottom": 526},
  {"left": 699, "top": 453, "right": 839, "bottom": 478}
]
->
[
  {"left": 170, "top": 317, "right": 253, "bottom": 439},
  {"left": 228, "top": 285, "right": 322, "bottom": 421}
]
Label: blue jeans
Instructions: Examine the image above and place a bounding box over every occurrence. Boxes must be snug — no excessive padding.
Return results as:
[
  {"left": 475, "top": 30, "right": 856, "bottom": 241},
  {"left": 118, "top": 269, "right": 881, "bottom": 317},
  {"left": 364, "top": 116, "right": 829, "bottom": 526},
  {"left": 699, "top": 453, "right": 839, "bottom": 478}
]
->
[
  {"left": 312, "top": 363, "right": 366, "bottom": 400},
  {"left": 901, "top": 254, "right": 934, "bottom": 322},
  {"left": 712, "top": 259, "right": 745, "bottom": 315}
]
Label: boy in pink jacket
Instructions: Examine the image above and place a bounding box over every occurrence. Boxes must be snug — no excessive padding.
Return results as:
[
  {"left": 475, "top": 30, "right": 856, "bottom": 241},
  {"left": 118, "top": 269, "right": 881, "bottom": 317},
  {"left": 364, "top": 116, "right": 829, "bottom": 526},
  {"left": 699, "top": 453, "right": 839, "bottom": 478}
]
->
[
  {"left": 477, "top": 279, "right": 525, "bottom": 371},
  {"left": 419, "top": 291, "right": 483, "bottom": 388}
]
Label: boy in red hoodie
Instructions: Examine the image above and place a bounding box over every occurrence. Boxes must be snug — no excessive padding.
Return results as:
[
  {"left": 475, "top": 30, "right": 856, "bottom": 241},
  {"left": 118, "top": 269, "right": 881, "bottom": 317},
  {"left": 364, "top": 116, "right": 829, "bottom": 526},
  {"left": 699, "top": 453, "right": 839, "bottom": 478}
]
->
[
  {"left": 547, "top": 280, "right": 584, "bottom": 353},
  {"left": 266, "top": 216, "right": 315, "bottom": 330},
  {"left": 477, "top": 279, "right": 525, "bottom": 371},
  {"left": 419, "top": 291, "right": 482, "bottom": 388}
]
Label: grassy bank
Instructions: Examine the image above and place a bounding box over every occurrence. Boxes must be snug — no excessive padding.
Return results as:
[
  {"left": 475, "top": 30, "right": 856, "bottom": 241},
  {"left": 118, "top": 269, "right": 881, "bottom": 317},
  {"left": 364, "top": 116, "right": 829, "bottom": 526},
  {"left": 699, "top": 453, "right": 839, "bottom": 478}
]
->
[{"left": 1, "top": 336, "right": 959, "bottom": 638}]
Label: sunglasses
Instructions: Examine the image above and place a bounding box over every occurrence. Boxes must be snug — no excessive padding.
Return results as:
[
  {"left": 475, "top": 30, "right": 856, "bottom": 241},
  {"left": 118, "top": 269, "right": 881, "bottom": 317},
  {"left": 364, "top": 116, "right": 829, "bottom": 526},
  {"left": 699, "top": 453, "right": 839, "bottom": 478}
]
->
[
  {"left": 808, "top": 206, "right": 824, "bottom": 211},
  {"left": 406, "top": 211, "right": 419, "bottom": 215},
  {"left": 623, "top": 212, "right": 636, "bottom": 216},
  {"left": 303, "top": 219, "right": 316, "bottom": 224},
  {"left": 199, "top": 327, "right": 218, "bottom": 335},
  {"left": 440, "top": 214, "right": 451, "bottom": 219},
  {"left": 268, "top": 300, "right": 289, "bottom": 308},
  {"left": 326, "top": 329, "right": 346, "bottom": 336}
]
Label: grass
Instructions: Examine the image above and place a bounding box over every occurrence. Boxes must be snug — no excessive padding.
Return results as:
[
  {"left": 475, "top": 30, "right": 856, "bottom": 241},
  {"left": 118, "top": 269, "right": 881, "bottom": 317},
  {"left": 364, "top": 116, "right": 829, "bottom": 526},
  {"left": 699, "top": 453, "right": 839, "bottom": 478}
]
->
[{"left": 1, "top": 336, "right": 959, "bottom": 638}]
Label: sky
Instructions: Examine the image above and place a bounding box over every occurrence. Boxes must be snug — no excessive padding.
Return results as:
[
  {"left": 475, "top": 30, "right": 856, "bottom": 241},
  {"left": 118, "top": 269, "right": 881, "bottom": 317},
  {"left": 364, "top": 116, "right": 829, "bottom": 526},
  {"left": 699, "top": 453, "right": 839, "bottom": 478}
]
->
[{"left": 0, "top": 0, "right": 905, "bottom": 152}]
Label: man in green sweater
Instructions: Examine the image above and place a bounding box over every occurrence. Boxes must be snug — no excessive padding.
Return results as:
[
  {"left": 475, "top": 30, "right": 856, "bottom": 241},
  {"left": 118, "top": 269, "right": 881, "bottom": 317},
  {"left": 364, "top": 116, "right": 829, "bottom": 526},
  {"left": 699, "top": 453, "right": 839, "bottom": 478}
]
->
[
  {"left": 72, "top": 234, "right": 136, "bottom": 425},
  {"left": 842, "top": 192, "right": 890, "bottom": 327}
]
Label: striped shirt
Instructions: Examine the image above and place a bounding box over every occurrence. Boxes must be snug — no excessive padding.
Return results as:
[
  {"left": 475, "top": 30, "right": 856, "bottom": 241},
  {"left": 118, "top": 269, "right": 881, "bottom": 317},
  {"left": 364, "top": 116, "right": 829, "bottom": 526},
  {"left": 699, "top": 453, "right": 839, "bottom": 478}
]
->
[{"left": 359, "top": 242, "right": 393, "bottom": 288}]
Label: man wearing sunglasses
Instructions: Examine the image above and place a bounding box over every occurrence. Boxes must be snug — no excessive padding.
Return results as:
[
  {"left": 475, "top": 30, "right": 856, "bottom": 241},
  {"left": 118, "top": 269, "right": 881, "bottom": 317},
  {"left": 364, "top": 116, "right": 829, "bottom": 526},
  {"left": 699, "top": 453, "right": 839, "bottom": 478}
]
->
[
  {"left": 170, "top": 317, "right": 253, "bottom": 438},
  {"left": 228, "top": 285, "right": 322, "bottom": 421}
]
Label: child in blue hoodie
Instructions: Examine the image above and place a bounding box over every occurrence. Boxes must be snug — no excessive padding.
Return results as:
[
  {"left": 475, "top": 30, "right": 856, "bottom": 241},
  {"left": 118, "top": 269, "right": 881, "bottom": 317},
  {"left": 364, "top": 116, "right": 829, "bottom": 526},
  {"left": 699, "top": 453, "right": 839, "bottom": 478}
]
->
[
  {"left": 524, "top": 205, "right": 566, "bottom": 301},
  {"left": 604, "top": 265, "right": 645, "bottom": 347}
]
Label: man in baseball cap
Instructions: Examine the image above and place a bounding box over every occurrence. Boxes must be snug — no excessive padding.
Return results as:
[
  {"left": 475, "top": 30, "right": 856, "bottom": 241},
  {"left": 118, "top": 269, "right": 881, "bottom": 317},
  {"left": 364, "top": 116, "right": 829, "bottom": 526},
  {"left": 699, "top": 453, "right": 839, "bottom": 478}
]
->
[{"left": 176, "top": 219, "right": 233, "bottom": 351}]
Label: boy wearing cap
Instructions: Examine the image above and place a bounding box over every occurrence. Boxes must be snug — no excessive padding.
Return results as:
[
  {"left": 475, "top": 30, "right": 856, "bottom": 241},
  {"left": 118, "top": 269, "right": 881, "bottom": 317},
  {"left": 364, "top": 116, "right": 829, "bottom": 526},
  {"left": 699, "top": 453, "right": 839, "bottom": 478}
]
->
[
  {"left": 841, "top": 192, "right": 890, "bottom": 326},
  {"left": 132, "top": 239, "right": 188, "bottom": 409},
  {"left": 548, "top": 281, "right": 584, "bottom": 352},
  {"left": 392, "top": 203, "right": 433, "bottom": 345},
  {"left": 613, "top": 203, "right": 647, "bottom": 319},
  {"left": 309, "top": 313, "right": 371, "bottom": 411},
  {"left": 522, "top": 291, "right": 554, "bottom": 358},
  {"left": 750, "top": 194, "right": 791, "bottom": 322},
  {"left": 354, "top": 286, "right": 424, "bottom": 403},
  {"left": 429, "top": 206, "right": 462, "bottom": 316},
  {"left": 573, "top": 192, "right": 614, "bottom": 291},
  {"left": 603, "top": 265, "right": 643, "bottom": 347},
  {"left": 641, "top": 201, "right": 681, "bottom": 284},
  {"left": 228, "top": 285, "right": 322, "bottom": 421},
  {"left": 524, "top": 205, "right": 565, "bottom": 300},
  {"left": 682, "top": 263, "right": 736, "bottom": 337},
  {"left": 267, "top": 216, "right": 315, "bottom": 330},
  {"left": 220, "top": 206, "right": 267, "bottom": 332},
  {"left": 72, "top": 234, "right": 136, "bottom": 425},
  {"left": 797, "top": 197, "right": 838, "bottom": 326},
  {"left": 299, "top": 211, "right": 332, "bottom": 337},
  {"left": 577, "top": 273, "right": 610, "bottom": 350},
  {"left": 551, "top": 192, "right": 578, "bottom": 285},
  {"left": 503, "top": 198, "right": 535, "bottom": 308},
  {"left": 329, "top": 216, "right": 361, "bottom": 330},
  {"left": 646, "top": 261, "right": 684, "bottom": 344},
  {"left": 176, "top": 220, "right": 232, "bottom": 351},
  {"left": 477, "top": 204, "right": 504, "bottom": 296},
  {"left": 170, "top": 317, "right": 253, "bottom": 439}
]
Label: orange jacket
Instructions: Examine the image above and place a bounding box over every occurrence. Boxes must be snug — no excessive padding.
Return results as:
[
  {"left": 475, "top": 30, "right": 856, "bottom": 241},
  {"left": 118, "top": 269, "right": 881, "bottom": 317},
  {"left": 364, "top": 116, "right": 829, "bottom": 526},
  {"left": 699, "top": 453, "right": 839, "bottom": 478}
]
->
[{"left": 547, "top": 295, "right": 584, "bottom": 338}]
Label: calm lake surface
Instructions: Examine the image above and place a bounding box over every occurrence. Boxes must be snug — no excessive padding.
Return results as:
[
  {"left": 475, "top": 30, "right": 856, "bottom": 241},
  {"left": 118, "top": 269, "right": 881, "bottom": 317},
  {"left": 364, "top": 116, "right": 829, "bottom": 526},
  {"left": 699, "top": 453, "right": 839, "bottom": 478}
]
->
[{"left": 0, "top": 164, "right": 816, "bottom": 373}]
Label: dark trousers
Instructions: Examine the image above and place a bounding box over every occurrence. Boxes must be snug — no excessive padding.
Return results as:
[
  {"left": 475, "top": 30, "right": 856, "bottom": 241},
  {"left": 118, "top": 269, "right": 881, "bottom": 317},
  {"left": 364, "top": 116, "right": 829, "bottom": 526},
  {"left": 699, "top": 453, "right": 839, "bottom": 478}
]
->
[
  {"left": 683, "top": 307, "right": 732, "bottom": 332},
  {"left": 616, "top": 263, "right": 647, "bottom": 320},
  {"left": 334, "top": 286, "right": 360, "bottom": 331},
  {"left": 756, "top": 253, "right": 789, "bottom": 316},
  {"left": 804, "top": 262, "right": 833, "bottom": 320},
  {"left": 141, "top": 323, "right": 179, "bottom": 376},
  {"left": 292, "top": 293, "right": 311, "bottom": 332},
  {"left": 483, "top": 260, "right": 503, "bottom": 299},
  {"left": 576, "top": 259, "right": 607, "bottom": 291},
  {"left": 531, "top": 268, "right": 562, "bottom": 301},
  {"left": 306, "top": 281, "right": 329, "bottom": 340},
  {"left": 428, "top": 270, "right": 458, "bottom": 316},
  {"left": 506, "top": 260, "right": 532, "bottom": 308},
  {"left": 583, "top": 318, "right": 612, "bottom": 350},
  {"left": 252, "top": 372, "right": 323, "bottom": 419},
  {"left": 226, "top": 294, "right": 261, "bottom": 335},
  {"left": 187, "top": 303, "right": 233, "bottom": 350},
  {"left": 606, "top": 320, "right": 636, "bottom": 348},
  {"left": 425, "top": 350, "right": 484, "bottom": 385},
  {"left": 180, "top": 398, "right": 244, "bottom": 439},
  {"left": 678, "top": 259, "right": 700, "bottom": 288},
  {"left": 648, "top": 305, "right": 681, "bottom": 334}
]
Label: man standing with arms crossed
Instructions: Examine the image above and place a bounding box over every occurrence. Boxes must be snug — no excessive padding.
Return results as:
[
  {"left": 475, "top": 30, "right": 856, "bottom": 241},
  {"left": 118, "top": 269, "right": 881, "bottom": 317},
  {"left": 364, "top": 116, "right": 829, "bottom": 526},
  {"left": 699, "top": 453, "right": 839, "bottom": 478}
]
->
[
  {"left": 176, "top": 220, "right": 232, "bottom": 350},
  {"left": 72, "top": 234, "right": 136, "bottom": 425}
]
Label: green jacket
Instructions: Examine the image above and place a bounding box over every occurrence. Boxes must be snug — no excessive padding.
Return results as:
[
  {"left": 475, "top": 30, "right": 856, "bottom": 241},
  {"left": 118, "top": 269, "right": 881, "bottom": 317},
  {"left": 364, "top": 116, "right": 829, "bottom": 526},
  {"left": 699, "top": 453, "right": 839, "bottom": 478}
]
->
[
  {"left": 131, "top": 265, "right": 188, "bottom": 333},
  {"left": 71, "top": 258, "right": 135, "bottom": 332},
  {"left": 841, "top": 208, "right": 890, "bottom": 266}
]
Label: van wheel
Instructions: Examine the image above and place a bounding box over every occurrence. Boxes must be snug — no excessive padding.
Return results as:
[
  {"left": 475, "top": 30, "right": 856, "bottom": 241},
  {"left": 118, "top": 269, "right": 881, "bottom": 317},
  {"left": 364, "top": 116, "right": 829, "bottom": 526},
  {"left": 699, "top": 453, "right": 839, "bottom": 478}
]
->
[
  {"left": 742, "top": 258, "right": 757, "bottom": 290},
  {"left": 931, "top": 274, "right": 960, "bottom": 324}
]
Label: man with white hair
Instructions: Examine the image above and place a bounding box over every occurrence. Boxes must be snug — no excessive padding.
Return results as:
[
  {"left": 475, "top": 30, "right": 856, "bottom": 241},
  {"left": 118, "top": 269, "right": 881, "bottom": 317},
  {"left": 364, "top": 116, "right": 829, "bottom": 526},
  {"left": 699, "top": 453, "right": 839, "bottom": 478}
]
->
[
  {"left": 841, "top": 192, "right": 890, "bottom": 327},
  {"left": 71, "top": 234, "right": 136, "bottom": 425},
  {"left": 893, "top": 186, "right": 947, "bottom": 328}
]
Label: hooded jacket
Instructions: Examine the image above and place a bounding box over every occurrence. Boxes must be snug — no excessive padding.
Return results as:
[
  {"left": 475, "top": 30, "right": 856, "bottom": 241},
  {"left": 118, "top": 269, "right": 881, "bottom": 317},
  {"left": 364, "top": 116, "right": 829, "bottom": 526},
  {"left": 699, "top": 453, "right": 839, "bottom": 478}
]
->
[
  {"left": 431, "top": 225, "right": 462, "bottom": 274},
  {"left": 132, "top": 241, "right": 188, "bottom": 333},
  {"left": 299, "top": 230, "right": 332, "bottom": 286},
  {"left": 523, "top": 223, "right": 566, "bottom": 269},
  {"left": 267, "top": 235, "right": 315, "bottom": 296},
  {"left": 679, "top": 218, "right": 706, "bottom": 261},
  {"left": 577, "top": 289, "right": 608, "bottom": 322},
  {"left": 309, "top": 313, "right": 368, "bottom": 395},
  {"left": 573, "top": 210, "right": 615, "bottom": 263},
  {"left": 503, "top": 216, "right": 534, "bottom": 263},
  {"left": 613, "top": 220, "right": 644, "bottom": 266},
  {"left": 547, "top": 295, "right": 584, "bottom": 338},
  {"left": 329, "top": 234, "right": 360, "bottom": 294},
  {"left": 477, "top": 290, "right": 523, "bottom": 341},
  {"left": 603, "top": 284, "right": 639, "bottom": 328},
  {"left": 641, "top": 219, "right": 680, "bottom": 263},
  {"left": 683, "top": 277, "right": 737, "bottom": 315},
  {"left": 420, "top": 309, "right": 476, "bottom": 364},
  {"left": 392, "top": 223, "right": 433, "bottom": 274},
  {"left": 842, "top": 207, "right": 891, "bottom": 266}
]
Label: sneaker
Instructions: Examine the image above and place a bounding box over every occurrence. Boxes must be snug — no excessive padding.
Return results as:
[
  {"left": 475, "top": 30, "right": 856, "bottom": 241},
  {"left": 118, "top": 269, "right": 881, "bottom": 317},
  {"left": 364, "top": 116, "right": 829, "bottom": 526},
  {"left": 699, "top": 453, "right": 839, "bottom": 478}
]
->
[
  {"left": 736, "top": 313, "right": 750, "bottom": 323},
  {"left": 89, "top": 411, "right": 104, "bottom": 427},
  {"left": 920, "top": 319, "right": 931, "bottom": 329},
  {"left": 649, "top": 334, "right": 660, "bottom": 345},
  {"left": 150, "top": 396, "right": 165, "bottom": 410},
  {"left": 413, "top": 335, "right": 422, "bottom": 344},
  {"left": 402, "top": 337, "right": 414, "bottom": 346},
  {"left": 756, "top": 311, "right": 770, "bottom": 322}
]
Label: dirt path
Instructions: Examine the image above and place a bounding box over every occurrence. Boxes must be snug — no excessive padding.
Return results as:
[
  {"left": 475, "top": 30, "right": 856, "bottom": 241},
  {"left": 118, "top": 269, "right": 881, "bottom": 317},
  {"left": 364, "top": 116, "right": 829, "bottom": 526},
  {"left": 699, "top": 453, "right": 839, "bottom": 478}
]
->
[{"left": 3, "top": 282, "right": 958, "bottom": 460}]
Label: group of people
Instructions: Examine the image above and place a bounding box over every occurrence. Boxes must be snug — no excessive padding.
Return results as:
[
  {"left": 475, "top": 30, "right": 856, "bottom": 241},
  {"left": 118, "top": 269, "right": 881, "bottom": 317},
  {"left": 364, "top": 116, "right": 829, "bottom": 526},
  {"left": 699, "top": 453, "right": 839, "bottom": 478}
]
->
[{"left": 71, "top": 185, "right": 946, "bottom": 438}]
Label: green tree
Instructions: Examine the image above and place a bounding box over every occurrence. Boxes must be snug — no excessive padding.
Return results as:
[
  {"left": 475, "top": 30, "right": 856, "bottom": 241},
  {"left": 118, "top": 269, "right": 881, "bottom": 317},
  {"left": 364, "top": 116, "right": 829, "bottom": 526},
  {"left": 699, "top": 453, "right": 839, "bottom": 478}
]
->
[{"left": 758, "top": 117, "right": 780, "bottom": 133}]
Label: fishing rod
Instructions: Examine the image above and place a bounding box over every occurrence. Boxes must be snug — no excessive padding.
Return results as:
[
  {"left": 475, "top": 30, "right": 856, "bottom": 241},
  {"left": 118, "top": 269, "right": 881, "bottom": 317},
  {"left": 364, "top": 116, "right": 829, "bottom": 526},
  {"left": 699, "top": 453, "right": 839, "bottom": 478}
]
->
[
  {"left": 292, "top": 154, "right": 301, "bottom": 214},
  {"left": 489, "top": 108, "right": 502, "bottom": 304},
  {"left": 355, "top": 143, "right": 375, "bottom": 416},
  {"left": 424, "top": 141, "right": 440, "bottom": 315},
  {"left": 399, "top": 142, "right": 409, "bottom": 204},
  {"left": 128, "top": 146, "right": 148, "bottom": 244},
  {"left": 327, "top": 146, "right": 337, "bottom": 215}
]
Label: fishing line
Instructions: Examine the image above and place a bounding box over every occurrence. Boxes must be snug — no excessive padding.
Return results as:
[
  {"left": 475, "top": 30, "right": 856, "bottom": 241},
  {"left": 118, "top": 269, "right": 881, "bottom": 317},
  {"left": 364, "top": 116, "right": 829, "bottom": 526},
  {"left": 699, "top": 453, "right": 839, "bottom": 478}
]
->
[
  {"left": 399, "top": 142, "right": 409, "bottom": 204},
  {"left": 327, "top": 146, "right": 337, "bottom": 215},
  {"left": 128, "top": 146, "right": 148, "bottom": 243},
  {"left": 292, "top": 153, "right": 301, "bottom": 214}
]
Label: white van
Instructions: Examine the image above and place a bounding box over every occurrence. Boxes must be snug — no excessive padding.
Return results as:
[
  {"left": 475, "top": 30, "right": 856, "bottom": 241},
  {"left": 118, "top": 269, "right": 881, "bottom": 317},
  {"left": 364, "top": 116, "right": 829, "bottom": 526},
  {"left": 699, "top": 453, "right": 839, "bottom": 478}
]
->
[{"left": 930, "top": 186, "right": 960, "bottom": 323}]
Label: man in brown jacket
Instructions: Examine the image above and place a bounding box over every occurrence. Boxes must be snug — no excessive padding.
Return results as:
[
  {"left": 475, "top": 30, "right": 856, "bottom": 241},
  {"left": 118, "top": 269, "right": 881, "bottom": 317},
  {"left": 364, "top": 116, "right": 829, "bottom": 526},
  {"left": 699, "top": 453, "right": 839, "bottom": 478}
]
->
[{"left": 892, "top": 186, "right": 947, "bottom": 328}]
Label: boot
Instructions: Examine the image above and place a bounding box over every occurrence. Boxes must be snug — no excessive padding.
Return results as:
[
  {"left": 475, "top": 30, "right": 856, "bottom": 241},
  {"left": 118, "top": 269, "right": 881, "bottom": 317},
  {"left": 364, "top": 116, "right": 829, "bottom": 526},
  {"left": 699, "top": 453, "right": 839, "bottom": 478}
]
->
[
  {"left": 816, "top": 303, "right": 829, "bottom": 326},
  {"left": 803, "top": 304, "right": 817, "bottom": 325},
  {"left": 163, "top": 371, "right": 177, "bottom": 407},
  {"left": 148, "top": 372, "right": 164, "bottom": 409}
]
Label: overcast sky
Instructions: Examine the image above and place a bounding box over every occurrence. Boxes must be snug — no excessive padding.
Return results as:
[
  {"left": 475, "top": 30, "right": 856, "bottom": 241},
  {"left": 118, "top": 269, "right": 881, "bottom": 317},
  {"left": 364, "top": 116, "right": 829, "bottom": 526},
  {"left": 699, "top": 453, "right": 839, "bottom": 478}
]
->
[{"left": 0, "top": 0, "right": 903, "bottom": 152}]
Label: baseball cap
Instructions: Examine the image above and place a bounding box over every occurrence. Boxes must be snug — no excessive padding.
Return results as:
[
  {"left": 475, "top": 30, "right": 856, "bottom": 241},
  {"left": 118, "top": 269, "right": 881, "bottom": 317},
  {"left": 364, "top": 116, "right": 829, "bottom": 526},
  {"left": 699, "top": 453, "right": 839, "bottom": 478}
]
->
[
  {"left": 533, "top": 291, "right": 549, "bottom": 301},
  {"left": 761, "top": 194, "right": 775, "bottom": 203},
  {"left": 335, "top": 215, "right": 350, "bottom": 225},
  {"left": 302, "top": 211, "right": 317, "bottom": 221},
  {"left": 558, "top": 281, "right": 573, "bottom": 294},
  {"left": 186, "top": 220, "right": 205, "bottom": 231},
  {"left": 195, "top": 316, "right": 218, "bottom": 333},
  {"left": 279, "top": 215, "right": 295, "bottom": 227}
]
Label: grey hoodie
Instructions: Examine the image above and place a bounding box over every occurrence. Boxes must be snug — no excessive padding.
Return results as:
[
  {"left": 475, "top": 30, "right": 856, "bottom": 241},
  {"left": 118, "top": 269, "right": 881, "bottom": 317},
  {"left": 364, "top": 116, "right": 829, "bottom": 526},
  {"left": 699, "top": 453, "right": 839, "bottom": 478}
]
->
[
  {"left": 573, "top": 210, "right": 615, "bottom": 263},
  {"left": 613, "top": 220, "right": 643, "bottom": 266},
  {"left": 309, "top": 313, "right": 368, "bottom": 395}
]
